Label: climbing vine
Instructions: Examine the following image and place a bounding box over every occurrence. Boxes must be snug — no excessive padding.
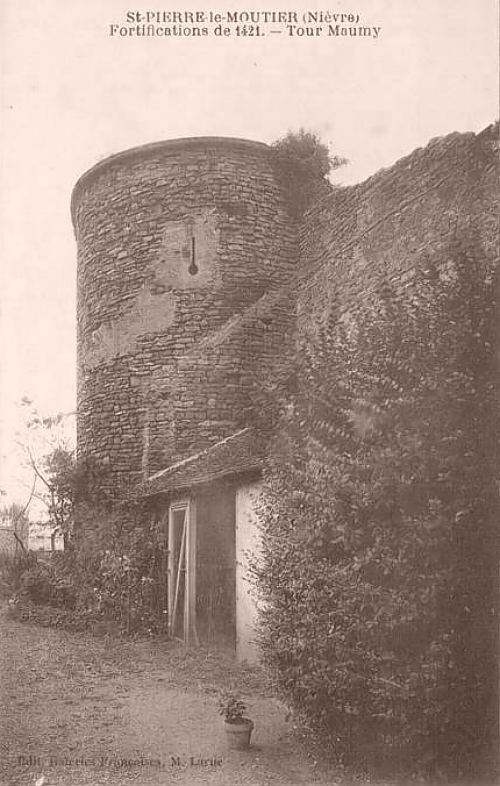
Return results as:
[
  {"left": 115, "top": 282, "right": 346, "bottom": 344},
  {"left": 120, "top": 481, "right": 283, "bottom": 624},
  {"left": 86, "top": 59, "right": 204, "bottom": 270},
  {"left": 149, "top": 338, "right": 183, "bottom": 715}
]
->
[{"left": 254, "top": 236, "right": 498, "bottom": 778}]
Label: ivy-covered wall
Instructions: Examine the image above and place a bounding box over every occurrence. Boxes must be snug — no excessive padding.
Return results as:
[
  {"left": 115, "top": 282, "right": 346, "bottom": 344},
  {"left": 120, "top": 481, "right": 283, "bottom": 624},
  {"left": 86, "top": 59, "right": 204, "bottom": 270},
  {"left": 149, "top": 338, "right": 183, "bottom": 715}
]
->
[{"left": 255, "top": 123, "right": 499, "bottom": 777}]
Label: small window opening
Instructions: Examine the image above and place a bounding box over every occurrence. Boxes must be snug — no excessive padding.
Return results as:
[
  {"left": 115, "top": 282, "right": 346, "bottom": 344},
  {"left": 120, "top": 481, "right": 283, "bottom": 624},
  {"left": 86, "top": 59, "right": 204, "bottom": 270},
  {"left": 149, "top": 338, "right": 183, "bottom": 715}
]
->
[{"left": 188, "top": 235, "right": 198, "bottom": 275}]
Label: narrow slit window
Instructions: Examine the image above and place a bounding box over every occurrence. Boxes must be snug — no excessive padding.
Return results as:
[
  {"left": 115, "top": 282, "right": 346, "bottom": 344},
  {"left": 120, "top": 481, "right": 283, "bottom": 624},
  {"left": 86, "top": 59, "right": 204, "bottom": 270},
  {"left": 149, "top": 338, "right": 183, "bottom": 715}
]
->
[{"left": 188, "top": 235, "right": 198, "bottom": 275}]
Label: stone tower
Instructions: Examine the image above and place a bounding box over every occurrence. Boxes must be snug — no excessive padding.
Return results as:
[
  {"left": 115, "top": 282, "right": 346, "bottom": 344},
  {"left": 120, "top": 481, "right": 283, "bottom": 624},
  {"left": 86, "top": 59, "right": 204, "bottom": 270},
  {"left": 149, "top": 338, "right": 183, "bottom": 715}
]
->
[{"left": 72, "top": 137, "right": 297, "bottom": 497}]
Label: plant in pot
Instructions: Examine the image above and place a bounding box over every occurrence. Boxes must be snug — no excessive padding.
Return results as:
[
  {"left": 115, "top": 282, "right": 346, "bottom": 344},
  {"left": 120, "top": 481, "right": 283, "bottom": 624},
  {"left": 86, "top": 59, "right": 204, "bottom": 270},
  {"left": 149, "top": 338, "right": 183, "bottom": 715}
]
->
[{"left": 218, "top": 691, "right": 254, "bottom": 750}]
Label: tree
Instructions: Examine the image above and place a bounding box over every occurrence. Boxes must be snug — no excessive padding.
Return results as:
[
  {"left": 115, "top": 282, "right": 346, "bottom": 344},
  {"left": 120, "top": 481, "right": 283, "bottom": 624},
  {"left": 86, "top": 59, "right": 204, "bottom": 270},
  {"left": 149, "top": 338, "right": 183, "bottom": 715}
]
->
[
  {"left": 14, "top": 399, "right": 76, "bottom": 544},
  {"left": 271, "top": 128, "right": 348, "bottom": 216},
  {"left": 0, "top": 502, "right": 30, "bottom": 552}
]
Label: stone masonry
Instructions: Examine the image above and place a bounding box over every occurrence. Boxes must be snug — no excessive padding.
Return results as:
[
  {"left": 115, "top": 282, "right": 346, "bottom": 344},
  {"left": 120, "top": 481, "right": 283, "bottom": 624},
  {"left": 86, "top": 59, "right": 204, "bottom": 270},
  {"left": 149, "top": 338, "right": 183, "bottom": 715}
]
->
[
  {"left": 72, "top": 138, "right": 298, "bottom": 497},
  {"left": 72, "top": 126, "right": 498, "bottom": 499}
]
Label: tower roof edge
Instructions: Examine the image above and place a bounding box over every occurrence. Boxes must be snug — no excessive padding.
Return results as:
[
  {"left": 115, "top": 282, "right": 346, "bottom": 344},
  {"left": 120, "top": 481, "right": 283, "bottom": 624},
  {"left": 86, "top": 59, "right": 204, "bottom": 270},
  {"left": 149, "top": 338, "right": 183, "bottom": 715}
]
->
[{"left": 70, "top": 136, "right": 270, "bottom": 229}]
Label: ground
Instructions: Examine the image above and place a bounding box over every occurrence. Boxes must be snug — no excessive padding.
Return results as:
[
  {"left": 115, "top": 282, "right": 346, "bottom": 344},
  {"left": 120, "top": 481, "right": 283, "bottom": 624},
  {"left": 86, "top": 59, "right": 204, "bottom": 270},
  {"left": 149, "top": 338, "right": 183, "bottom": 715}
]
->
[{"left": 0, "top": 607, "right": 358, "bottom": 786}]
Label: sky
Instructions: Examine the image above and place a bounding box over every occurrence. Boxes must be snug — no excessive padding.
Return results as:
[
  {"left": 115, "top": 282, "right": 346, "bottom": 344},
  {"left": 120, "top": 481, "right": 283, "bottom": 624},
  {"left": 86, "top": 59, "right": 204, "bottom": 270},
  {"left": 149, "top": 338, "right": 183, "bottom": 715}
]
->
[{"left": 0, "top": 0, "right": 498, "bottom": 511}]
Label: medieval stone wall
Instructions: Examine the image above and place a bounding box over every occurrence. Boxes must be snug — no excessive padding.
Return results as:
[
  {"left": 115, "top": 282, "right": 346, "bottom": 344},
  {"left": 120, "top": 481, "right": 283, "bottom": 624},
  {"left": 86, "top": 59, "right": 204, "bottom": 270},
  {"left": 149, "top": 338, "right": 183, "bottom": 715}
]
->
[
  {"left": 297, "top": 125, "right": 498, "bottom": 333},
  {"left": 73, "top": 138, "right": 297, "bottom": 496},
  {"left": 73, "top": 126, "right": 498, "bottom": 500}
]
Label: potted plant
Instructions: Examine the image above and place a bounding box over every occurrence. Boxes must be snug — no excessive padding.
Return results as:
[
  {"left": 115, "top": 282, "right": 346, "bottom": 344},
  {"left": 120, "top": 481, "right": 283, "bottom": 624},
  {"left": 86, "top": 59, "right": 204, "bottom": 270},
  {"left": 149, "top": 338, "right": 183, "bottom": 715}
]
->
[{"left": 218, "top": 691, "right": 254, "bottom": 750}]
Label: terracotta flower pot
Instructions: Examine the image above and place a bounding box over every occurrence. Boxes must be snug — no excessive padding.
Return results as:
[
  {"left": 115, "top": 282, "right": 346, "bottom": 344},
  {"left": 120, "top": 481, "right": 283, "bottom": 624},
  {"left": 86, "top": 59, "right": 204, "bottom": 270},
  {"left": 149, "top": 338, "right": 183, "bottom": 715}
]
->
[{"left": 224, "top": 719, "right": 254, "bottom": 750}]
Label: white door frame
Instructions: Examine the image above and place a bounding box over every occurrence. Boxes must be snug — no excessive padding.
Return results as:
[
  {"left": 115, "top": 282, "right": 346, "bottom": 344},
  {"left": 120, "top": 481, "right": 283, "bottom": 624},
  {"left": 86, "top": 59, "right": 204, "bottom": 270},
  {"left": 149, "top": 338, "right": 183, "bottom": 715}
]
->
[{"left": 167, "top": 497, "right": 197, "bottom": 644}]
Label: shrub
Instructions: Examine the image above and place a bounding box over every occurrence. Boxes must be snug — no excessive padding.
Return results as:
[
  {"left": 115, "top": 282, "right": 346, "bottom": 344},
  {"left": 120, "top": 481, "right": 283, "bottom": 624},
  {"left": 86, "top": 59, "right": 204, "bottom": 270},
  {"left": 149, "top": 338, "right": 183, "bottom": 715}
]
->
[
  {"left": 41, "top": 503, "right": 171, "bottom": 635},
  {"left": 11, "top": 495, "right": 170, "bottom": 636},
  {"left": 0, "top": 551, "right": 37, "bottom": 599},
  {"left": 271, "top": 129, "right": 347, "bottom": 217},
  {"left": 254, "top": 236, "right": 498, "bottom": 778},
  {"left": 19, "top": 562, "right": 76, "bottom": 608},
  {"left": 19, "top": 565, "right": 53, "bottom": 604},
  {"left": 7, "top": 599, "right": 92, "bottom": 632}
]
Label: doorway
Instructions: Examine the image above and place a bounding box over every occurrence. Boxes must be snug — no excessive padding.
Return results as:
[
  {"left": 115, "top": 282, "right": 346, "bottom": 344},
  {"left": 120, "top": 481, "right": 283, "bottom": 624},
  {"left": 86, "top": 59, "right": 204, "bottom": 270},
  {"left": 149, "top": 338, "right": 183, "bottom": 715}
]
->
[{"left": 195, "top": 488, "right": 236, "bottom": 646}]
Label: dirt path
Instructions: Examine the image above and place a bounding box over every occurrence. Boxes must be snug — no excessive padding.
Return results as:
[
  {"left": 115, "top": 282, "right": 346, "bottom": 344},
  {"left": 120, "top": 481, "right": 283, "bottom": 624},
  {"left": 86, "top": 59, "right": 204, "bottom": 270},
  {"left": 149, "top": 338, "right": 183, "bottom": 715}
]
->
[{"left": 0, "top": 609, "right": 347, "bottom": 786}]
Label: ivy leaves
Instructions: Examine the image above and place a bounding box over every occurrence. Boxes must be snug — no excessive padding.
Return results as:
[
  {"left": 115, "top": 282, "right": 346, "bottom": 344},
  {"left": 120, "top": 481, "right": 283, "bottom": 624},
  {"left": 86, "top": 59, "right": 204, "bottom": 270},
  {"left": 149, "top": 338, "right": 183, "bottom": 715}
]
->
[{"left": 255, "top": 236, "right": 498, "bottom": 777}]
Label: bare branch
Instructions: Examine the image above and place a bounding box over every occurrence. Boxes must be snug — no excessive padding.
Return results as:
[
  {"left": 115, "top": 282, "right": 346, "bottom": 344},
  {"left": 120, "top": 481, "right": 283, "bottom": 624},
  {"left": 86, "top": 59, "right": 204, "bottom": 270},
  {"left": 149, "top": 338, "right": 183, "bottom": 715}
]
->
[
  {"left": 13, "top": 476, "right": 37, "bottom": 523},
  {"left": 12, "top": 530, "right": 27, "bottom": 553},
  {"left": 25, "top": 445, "right": 52, "bottom": 490}
]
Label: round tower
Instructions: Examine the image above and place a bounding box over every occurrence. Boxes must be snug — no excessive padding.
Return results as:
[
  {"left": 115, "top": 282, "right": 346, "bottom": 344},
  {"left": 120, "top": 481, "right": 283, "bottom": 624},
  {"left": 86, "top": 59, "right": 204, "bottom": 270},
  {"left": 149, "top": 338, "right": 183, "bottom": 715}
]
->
[{"left": 72, "top": 137, "right": 296, "bottom": 498}]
